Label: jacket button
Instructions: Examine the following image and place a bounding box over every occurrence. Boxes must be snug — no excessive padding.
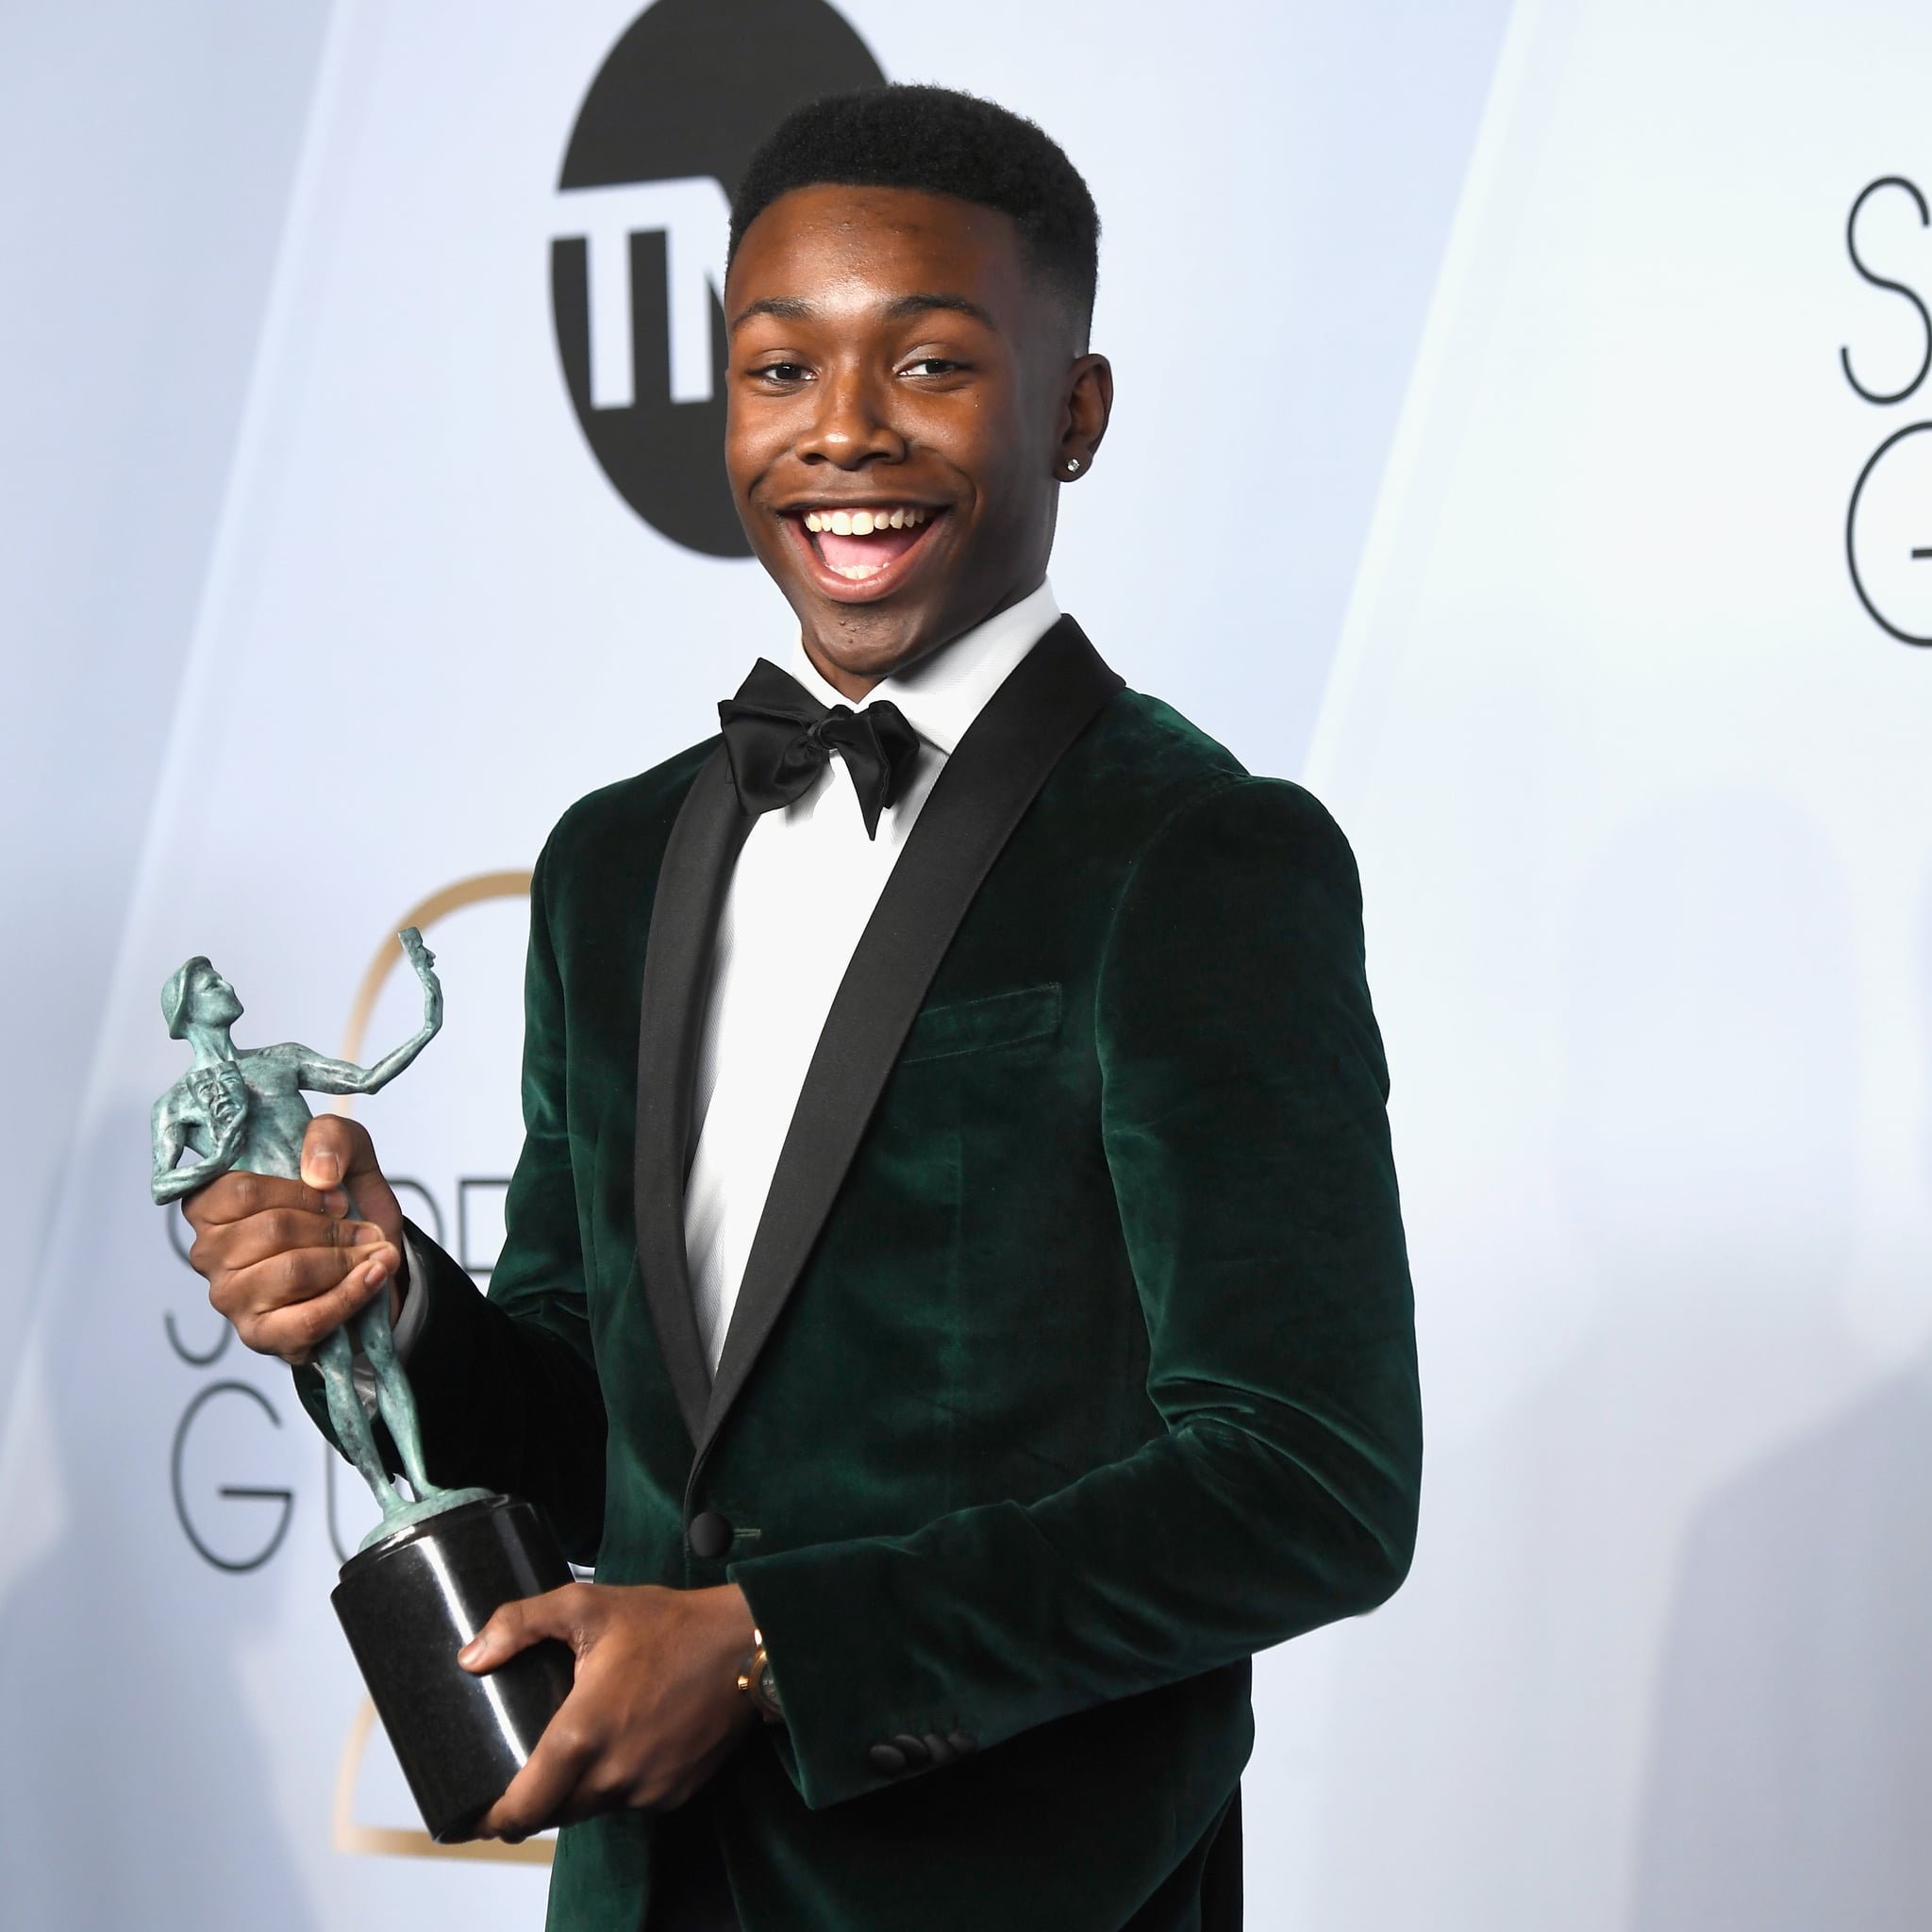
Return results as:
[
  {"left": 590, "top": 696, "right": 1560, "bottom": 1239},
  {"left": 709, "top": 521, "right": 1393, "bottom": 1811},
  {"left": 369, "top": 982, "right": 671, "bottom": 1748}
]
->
[
  {"left": 868, "top": 1742, "right": 908, "bottom": 1776},
  {"left": 947, "top": 1730, "right": 977, "bottom": 1756},
  {"left": 687, "top": 1511, "right": 732, "bottom": 1559}
]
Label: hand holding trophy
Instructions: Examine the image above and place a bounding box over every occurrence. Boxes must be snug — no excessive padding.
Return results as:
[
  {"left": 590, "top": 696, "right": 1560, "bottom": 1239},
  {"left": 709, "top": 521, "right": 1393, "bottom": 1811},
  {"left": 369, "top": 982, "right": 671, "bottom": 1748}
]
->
[{"left": 152, "top": 930, "right": 572, "bottom": 1840}]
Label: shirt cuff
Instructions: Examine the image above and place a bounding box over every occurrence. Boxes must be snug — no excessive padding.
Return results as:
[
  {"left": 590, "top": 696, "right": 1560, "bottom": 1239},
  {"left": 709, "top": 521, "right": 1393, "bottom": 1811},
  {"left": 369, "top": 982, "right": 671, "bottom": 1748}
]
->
[
  {"left": 391, "top": 1230, "right": 431, "bottom": 1360},
  {"left": 348, "top": 1230, "right": 431, "bottom": 1417}
]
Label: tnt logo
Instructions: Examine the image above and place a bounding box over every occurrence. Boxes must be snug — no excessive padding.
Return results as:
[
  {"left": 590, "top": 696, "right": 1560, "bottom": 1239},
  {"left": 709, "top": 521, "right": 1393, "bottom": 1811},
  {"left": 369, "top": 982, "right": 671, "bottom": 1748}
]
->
[{"left": 551, "top": 0, "right": 883, "bottom": 558}]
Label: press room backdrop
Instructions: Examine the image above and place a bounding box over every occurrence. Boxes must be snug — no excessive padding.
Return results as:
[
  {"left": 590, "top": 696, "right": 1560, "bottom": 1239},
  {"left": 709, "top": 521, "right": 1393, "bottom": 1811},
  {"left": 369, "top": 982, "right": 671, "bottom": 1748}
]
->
[{"left": 4, "top": 0, "right": 1930, "bottom": 1924}]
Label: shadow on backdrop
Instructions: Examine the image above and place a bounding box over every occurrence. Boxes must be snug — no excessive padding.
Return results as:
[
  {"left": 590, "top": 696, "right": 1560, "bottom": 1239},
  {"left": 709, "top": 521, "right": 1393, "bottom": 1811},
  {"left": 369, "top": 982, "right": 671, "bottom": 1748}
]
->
[
  {"left": 1628, "top": 843, "right": 1932, "bottom": 1931},
  {"left": 1630, "top": 1357, "right": 1932, "bottom": 1931},
  {"left": 0, "top": 1105, "right": 321, "bottom": 1932}
]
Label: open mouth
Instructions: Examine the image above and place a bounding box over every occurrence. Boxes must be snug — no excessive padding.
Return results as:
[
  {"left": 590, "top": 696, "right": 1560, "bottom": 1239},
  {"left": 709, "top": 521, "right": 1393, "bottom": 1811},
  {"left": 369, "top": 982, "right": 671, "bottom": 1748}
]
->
[{"left": 788, "top": 504, "right": 944, "bottom": 593}]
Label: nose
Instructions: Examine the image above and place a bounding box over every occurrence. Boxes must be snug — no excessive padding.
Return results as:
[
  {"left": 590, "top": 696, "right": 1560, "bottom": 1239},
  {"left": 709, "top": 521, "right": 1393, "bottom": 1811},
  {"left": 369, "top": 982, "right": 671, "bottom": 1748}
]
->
[{"left": 795, "top": 358, "right": 907, "bottom": 470}]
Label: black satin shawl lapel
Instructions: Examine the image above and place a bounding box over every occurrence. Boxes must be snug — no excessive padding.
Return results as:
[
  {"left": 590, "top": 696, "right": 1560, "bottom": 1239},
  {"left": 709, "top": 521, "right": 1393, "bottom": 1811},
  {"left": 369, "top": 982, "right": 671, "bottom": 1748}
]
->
[
  {"left": 634, "top": 745, "right": 751, "bottom": 1445},
  {"left": 700, "top": 619, "right": 1124, "bottom": 1452}
]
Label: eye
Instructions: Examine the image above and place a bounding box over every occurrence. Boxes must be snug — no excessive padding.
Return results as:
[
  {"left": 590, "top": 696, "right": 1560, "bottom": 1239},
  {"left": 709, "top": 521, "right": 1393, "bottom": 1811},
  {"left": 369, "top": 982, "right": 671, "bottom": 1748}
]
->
[
  {"left": 900, "top": 357, "right": 965, "bottom": 378},
  {"left": 752, "top": 359, "right": 813, "bottom": 386}
]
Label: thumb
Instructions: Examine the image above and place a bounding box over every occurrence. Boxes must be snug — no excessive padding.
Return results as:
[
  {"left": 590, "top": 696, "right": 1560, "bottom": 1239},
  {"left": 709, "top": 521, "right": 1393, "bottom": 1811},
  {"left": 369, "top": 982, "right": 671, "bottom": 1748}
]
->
[
  {"left": 459, "top": 1584, "right": 591, "bottom": 1674},
  {"left": 301, "top": 1115, "right": 402, "bottom": 1249}
]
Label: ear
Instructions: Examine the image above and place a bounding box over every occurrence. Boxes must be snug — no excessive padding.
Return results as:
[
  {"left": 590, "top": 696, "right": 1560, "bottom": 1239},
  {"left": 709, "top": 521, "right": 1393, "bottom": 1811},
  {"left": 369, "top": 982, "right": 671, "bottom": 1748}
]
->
[{"left": 1055, "top": 353, "right": 1113, "bottom": 481}]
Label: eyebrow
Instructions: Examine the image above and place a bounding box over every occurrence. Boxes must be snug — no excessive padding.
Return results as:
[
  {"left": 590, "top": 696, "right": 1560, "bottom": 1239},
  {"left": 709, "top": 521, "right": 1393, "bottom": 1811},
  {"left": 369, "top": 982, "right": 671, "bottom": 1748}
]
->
[
  {"left": 730, "top": 295, "right": 813, "bottom": 331},
  {"left": 887, "top": 292, "right": 998, "bottom": 328},
  {"left": 729, "top": 291, "right": 1000, "bottom": 333}
]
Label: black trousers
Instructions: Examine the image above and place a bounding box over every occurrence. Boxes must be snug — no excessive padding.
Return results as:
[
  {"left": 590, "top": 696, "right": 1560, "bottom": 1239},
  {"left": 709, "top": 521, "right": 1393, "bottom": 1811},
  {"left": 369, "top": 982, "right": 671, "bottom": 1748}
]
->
[{"left": 646, "top": 1786, "right": 1242, "bottom": 1932}]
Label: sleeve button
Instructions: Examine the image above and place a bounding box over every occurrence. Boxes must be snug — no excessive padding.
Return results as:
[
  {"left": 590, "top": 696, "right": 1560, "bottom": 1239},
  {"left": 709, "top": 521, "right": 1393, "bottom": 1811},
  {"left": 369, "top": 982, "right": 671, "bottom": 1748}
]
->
[
  {"left": 868, "top": 1743, "right": 908, "bottom": 1776},
  {"left": 922, "top": 1732, "right": 956, "bottom": 1767},
  {"left": 889, "top": 1732, "right": 930, "bottom": 1768},
  {"left": 947, "top": 1730, "right": 977, "bottom": 1756}
]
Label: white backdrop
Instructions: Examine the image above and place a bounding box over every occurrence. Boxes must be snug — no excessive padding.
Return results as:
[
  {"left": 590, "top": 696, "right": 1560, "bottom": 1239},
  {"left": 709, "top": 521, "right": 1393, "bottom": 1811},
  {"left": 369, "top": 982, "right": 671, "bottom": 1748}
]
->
[{"left": 5, "top": 0, "right": 1930, "bottom": 1926}]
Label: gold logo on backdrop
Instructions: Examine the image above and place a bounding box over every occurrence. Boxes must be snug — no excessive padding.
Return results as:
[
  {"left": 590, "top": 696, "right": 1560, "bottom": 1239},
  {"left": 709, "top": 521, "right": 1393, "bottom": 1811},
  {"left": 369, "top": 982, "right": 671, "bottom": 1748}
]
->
[
  {"left": 327, "top": 871, "right": 555, "bottom": 1865},
  {"left": 337, "top": 870, "right": 534, "bottom": 1066}
]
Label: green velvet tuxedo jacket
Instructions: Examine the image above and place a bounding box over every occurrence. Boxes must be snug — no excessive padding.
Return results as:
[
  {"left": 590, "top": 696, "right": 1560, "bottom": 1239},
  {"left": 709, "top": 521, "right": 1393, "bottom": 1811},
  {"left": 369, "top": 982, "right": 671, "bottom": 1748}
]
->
[{"left": 303, "top": 619, "right": 1421, "bottom": 1931}]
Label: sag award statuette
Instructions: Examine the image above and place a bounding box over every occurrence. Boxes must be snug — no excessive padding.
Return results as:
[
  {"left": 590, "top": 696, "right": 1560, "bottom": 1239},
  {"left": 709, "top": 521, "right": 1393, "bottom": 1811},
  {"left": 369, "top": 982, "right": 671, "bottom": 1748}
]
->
[{"left": 150, "top": 931, "right": 572, "bottom": 1840}]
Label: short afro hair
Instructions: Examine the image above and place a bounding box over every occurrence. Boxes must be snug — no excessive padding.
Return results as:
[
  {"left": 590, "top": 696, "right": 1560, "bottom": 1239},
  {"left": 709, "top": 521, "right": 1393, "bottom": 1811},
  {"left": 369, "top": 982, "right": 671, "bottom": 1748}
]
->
[{"left": 729, "top": 85, "right": 1100, "bottom": 338}]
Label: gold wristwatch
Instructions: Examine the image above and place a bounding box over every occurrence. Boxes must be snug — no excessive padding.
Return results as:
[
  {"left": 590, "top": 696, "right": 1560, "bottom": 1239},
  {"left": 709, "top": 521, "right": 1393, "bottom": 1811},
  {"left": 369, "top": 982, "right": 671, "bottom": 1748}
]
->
[{"left": 737, "top": 1626, "right": 784, "bottom": 1724}]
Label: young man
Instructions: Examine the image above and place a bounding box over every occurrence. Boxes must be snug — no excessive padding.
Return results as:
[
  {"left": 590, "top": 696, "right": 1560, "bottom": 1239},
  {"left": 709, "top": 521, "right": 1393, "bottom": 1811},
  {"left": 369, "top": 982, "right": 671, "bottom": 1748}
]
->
[{"left": 184, "top": 86, "right": 1421, "bottom": 1932}]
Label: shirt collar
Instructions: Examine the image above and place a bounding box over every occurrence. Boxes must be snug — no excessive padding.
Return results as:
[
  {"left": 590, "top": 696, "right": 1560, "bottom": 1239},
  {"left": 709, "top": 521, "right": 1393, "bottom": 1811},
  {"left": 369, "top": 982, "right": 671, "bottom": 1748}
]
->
[{"left": 784, "top": 579, "right": 1061, "bottom": 757}]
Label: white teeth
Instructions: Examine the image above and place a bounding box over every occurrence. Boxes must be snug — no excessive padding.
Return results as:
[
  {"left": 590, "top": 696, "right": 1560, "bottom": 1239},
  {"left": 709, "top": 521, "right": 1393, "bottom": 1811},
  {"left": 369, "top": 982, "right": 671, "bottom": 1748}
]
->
[
  {"left": 804, "top": 506, "right": 931, "bottom": 540},
  {"left": 832, "top": 562, "right": 883, "bottom": 580}
]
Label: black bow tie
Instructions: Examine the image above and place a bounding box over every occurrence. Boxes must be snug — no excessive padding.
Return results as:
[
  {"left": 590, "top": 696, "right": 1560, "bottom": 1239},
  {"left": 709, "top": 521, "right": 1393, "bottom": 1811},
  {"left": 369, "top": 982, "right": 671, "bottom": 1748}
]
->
[{"left": 717, "top": 658, "right": 923, "bottom": 840}]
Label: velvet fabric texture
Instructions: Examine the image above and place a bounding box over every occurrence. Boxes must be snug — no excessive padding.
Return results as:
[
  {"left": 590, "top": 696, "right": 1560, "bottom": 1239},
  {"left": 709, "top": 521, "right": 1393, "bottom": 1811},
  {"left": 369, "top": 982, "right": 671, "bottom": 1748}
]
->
[{"left": 296, "top": 623, "right": 1421, "bottom": 1932}]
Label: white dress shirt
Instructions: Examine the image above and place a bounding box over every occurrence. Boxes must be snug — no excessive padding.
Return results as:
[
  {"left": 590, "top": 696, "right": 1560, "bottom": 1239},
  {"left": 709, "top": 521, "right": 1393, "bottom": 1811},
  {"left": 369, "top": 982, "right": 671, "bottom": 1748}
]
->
[
  {"left": 683, "top": 579, "right": 1060, "bottom": 1372},
  {"left": 388, "top": 580, "right": 1061, "bottom": 1382}
]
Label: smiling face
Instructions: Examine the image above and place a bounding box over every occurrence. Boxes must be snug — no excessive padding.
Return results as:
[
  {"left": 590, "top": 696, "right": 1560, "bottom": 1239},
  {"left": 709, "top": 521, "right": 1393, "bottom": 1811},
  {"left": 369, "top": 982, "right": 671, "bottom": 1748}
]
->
[{"left": 724, "top": 184, "right": 1110, "bottom": 697}]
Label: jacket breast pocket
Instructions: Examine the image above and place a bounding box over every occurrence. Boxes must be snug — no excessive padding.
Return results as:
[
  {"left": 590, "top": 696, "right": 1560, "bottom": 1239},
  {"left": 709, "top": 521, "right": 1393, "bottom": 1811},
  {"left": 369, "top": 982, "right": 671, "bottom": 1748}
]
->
[{"left": 897, "top": 982, "right": 1063, "bottom": 1067}]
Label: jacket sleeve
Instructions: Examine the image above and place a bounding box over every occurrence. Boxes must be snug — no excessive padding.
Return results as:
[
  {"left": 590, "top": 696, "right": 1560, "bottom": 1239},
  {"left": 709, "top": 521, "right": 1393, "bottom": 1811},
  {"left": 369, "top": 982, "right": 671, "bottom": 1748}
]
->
[
  {"left": 730, "top": 776, "right": 1422, "bottom": 1808},
  {"left": 293, "top": 842, "right": 608, "bottom": 1562}
]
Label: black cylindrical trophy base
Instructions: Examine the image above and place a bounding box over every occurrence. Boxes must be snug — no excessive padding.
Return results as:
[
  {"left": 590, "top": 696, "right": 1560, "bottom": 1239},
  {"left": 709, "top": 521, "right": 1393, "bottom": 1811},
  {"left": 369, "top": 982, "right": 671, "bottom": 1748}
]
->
[{"left": 332, "top": 1494, "right": 575, "bottom": 1842}]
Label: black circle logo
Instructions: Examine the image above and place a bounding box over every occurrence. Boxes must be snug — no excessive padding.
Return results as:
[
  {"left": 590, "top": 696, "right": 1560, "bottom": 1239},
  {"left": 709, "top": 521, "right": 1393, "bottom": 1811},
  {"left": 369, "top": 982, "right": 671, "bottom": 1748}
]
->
[{"left": 551, "top": 0, "right": 884, "bottom": 557}]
